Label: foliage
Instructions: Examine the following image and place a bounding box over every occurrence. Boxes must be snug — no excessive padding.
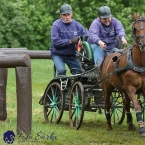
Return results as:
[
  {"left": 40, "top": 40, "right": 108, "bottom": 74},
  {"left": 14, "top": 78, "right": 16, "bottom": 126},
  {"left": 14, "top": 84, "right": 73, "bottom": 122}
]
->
[
  {"left": 1, "top": 0, "right": 145, "bottom": 49},
  {"left": 0, "top": 0, "right": 33, "bottom": 48}
]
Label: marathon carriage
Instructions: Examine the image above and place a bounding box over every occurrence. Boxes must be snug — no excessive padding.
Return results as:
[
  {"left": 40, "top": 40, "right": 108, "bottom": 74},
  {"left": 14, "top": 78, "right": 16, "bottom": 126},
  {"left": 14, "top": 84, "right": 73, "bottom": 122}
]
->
[
  {"left": 39, "top": 37, "right": 144, "bottom": 130},
  {"left": 39, "top": 16, "right": 145, "bottom": 132}
]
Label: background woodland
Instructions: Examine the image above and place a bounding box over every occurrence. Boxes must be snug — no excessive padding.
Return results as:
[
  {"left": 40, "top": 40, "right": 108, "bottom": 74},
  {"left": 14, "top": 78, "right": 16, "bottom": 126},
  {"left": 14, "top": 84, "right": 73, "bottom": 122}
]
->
[{"left": 1, "top": 0, "right": 145, "bottom": 50}]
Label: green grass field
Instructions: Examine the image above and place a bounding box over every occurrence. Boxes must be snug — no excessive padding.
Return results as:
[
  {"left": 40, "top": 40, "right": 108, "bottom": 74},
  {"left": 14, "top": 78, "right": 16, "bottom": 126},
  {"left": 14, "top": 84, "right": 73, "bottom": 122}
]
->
[{"left": 0, "top": 59, "right": 145, "bottom": 145}]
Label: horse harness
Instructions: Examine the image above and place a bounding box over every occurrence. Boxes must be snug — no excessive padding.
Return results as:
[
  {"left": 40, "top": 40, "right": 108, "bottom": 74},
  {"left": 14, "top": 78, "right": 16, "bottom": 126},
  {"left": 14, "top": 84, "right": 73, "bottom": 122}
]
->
[
  {"left": 132, "top": 16, "right": 145, "bottom": 50},
  {"left": 111, "top": 47, "right": 145, "bottom": 87},
  {"left": 87, "top": 47, "right": 145, "bottom": 92},
  {"left": 112, "top": 16, "right": 145, "bottom": 86}
]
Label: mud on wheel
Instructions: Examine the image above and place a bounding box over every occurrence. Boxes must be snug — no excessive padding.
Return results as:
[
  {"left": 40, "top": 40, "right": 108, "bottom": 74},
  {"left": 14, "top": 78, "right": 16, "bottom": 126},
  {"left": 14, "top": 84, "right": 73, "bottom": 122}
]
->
[
  {"left": 43, "top": 82, "right": 64, "bottom": 123},
  {"left": 69, "top": 81, "right": 85, "bottom": 130}
]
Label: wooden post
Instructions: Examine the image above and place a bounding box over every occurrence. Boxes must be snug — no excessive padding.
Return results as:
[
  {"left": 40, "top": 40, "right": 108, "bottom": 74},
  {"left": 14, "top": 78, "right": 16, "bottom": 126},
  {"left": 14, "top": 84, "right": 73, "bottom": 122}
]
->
[
  {"left": 15, "top": 66, "right": 32, "bottom": 135},
  {"left": 0, "top": 68, "right": 7, "bottom": 120}
]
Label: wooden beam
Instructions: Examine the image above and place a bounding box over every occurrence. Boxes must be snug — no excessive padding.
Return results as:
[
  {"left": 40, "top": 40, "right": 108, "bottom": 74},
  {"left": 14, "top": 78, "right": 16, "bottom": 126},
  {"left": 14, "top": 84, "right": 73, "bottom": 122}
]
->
[
  {"left": 0, "top": 50, "right": 51, "bottom": 59},
  {"left": 0, "top": 54, "right": 30, "bottom": 67}
]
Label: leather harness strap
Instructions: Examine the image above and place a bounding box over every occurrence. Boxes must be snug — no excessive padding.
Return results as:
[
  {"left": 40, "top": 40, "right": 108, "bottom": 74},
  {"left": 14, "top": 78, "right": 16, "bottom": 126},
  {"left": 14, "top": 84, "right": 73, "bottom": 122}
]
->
[
  {"left": 112, "top": 47, "right": 145, "bottom": 87},
  {"left": 125, "top": 48, "right": 145, "bottom": 74}
]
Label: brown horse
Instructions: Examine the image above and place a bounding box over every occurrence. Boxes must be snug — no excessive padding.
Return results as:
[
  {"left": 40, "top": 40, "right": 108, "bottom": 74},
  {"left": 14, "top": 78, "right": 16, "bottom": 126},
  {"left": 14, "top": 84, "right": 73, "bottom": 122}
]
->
[{"left": 100, "top": 12, "right": 145, "bottom": 136}]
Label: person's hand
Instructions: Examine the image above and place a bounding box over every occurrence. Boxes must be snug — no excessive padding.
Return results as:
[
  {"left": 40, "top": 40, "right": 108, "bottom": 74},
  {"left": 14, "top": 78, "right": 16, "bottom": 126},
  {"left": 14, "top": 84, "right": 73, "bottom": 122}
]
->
[
  {"left": 98, "top": 40, "right": 106, "bottom": 49},
  {"left": 121, "top": 37, "right": 127, "bottom": 45},
  {"left": 70, "top": 37, "right": 79, "bottom": 44}
]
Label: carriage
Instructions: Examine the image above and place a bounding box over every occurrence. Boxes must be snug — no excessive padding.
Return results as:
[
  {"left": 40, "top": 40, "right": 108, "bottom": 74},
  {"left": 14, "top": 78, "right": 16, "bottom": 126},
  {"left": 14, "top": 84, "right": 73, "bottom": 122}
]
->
[{"left": 39, "top": 12, "right": 145, "bottom": 136}]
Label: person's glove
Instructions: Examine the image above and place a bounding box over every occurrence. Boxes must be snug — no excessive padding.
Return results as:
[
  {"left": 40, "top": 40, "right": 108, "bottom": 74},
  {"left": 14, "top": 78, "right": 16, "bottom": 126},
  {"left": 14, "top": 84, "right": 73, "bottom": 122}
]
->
[{"left": 70, "top": 37, "right": 79, "bottom": 44}]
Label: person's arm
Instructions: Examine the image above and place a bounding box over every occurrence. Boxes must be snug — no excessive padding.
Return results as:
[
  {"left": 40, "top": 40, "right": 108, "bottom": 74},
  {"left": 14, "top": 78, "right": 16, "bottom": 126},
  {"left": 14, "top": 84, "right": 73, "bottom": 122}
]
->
[
  {"left": 51, "top": 24, "right": 71, "bottom": 47},
  {"left": 114, "top": 18, "right": 127, "bottom": 44},
  {"left": 89, "top": 19, "right": 106, "bottom": 49},
  {"left": 88, "top": 19, "right": 101, "bottom": 44}
]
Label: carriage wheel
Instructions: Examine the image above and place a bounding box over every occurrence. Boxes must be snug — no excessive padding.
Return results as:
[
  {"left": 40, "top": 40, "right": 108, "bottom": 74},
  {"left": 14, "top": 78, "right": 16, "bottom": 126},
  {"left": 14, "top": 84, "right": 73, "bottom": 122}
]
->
[
  {"left": 137, "top": 94, "right": 145, "bottom": 122},
  {"left": 110, "top": 90, "right": 125, "bottom": 124},
  {"left": 43, "top": 82, "right": 64, "bottom": 123},
  {"left": 69, "top": 81, "right": 85, "bottom": 130}
]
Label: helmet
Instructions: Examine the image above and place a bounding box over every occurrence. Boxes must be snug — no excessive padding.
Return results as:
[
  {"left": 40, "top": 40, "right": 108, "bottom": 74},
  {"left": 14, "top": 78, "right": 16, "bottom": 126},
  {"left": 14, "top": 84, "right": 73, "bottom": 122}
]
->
[
  {"left": 60, "top": 4, "right": 72, "bottom": 14},
  {"left": 98, "top": 6, "right": 112, "bottom": 18}
]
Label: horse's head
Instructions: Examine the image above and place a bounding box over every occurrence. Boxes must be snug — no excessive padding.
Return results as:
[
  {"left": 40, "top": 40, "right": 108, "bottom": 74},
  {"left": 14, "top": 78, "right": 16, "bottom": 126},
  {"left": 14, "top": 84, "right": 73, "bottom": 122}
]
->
[{"left": 132, "top": 12, "right": 145, "bottom": 51}]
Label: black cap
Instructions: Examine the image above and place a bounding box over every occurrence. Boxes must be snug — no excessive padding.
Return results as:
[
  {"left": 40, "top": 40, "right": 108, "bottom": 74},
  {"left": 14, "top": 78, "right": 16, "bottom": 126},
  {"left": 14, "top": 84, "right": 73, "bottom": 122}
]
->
[
  {"left": 60, "top": 4, "right": 72, "bottom": 14},
  {"left": 98, "top": 6, "right": 112, "bottom": 18}
]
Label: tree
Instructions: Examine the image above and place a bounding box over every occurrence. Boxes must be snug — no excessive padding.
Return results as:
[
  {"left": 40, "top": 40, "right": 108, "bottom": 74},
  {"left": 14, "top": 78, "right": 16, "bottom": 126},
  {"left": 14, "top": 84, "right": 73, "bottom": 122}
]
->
[
  {"left": 0, "top": 0, "right": 33, "bottom": 48},
  {"left": 1, "top": 0, "right": 145, "bottom": 49}
]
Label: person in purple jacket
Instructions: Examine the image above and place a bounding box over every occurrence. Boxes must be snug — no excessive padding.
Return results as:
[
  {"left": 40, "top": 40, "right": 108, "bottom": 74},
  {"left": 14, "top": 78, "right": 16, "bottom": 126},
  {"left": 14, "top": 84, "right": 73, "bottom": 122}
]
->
[
  {"left": 50, "top": 4, "right": 88, "bottom": 76},
  {"left": 88, "top": 6, "right": 127, "bottom": 66}
]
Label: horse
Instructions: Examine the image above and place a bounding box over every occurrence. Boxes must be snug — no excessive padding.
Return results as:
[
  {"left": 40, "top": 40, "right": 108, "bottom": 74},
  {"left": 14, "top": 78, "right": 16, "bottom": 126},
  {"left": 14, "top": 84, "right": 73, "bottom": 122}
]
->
[{"left": 100, "top": 12, "right": 145, "bottom": 137}]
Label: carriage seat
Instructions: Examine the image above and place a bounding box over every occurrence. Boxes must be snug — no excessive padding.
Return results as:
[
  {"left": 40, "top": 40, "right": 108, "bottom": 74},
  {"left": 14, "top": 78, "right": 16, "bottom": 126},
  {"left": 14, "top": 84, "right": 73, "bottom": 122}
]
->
[
  {"left": 78, "top": 35, "right": 94, "bottom": 71},
  {"left": 82, "top": 41, "right": 94, "bottom": 61},
  {"left": 79, "top": 35, "right": 122, "bottom": 71},
  {"left": 80, "top": 35, "right": 94, "bottom": 61},
  {"left": 80, "top": 35, "right": 122, "bottom": 62}
]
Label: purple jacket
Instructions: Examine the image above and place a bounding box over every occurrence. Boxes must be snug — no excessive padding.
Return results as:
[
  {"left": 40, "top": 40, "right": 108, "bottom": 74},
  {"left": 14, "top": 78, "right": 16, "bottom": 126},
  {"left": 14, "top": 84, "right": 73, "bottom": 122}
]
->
[
  {"left": 88, "top": 17, "right": 126, "bottom": 50},
  {"left": 50, "top": 19, "right": 88, "bottom": 57}
]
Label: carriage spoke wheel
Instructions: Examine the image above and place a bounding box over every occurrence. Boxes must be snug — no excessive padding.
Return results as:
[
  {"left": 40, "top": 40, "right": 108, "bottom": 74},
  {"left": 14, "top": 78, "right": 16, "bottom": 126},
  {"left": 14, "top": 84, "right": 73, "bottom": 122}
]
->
[
  {"left": 69, "top": 81, "right": 85, "bottom": 130},
  {"left": 137, "top": 94, "right": 145, "bottom": 122},
  {"left": 110, "top": 90, "right": 125, "bottom": 124},
  {"left": 43, "top": 82, "right": 64, "bottom": 123}
]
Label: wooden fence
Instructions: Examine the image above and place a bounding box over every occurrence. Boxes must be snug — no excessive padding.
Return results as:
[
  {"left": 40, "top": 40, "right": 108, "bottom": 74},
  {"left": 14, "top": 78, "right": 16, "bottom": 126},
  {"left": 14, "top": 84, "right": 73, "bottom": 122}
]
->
[{"left": 0, "top": 48, "right": 51, "bottom": 135}]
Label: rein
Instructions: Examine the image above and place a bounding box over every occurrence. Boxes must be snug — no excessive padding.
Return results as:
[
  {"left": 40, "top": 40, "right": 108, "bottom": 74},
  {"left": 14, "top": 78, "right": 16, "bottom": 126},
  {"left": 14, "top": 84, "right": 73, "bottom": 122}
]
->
[{"left": 87, "top": 45, "right": 145, "bottom": 92}]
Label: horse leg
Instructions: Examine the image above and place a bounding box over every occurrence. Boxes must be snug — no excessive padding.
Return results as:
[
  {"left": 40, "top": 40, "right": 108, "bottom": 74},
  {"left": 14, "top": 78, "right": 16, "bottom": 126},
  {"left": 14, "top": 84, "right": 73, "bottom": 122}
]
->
[
  {"left": 136, "top": 92, "right": 145, "bottom": 136},
  {"left": 127, "top": 91, "right": 145, "bottom": 136},
  {"left": 124, "top": 93, "right": 136, "bottom": 131},
  {"left": 104, "top": 89, "right": 112, "bottom": 130}
]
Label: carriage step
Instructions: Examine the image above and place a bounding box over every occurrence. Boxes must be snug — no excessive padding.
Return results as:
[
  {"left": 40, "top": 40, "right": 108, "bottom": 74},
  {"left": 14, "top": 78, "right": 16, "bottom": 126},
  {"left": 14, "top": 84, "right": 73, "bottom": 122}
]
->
[
  {"left": 86, "top": 104, "right": 105, "bottom": 108},
  {"left": 85, "top": 108, "right": 97, "bottom": 112},
  {"left": 83, "top": 85, "right": 102, "bottom": 89},
  {"left": 110, "top": 105, "right": 125, "bottom": 108}
]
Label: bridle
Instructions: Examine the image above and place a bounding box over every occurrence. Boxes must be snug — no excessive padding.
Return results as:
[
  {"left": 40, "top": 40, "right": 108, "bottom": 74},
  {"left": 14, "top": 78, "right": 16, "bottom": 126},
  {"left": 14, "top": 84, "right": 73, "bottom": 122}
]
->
[{"left": 132, "top": 16, "right": 145, "bottom": 50}]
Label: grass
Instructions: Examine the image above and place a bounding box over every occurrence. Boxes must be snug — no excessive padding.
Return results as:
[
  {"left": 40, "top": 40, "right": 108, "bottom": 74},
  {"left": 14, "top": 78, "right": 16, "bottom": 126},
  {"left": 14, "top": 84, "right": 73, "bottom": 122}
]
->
[{"left": 0, "top": 59, "right": 145, "bottom": 145}]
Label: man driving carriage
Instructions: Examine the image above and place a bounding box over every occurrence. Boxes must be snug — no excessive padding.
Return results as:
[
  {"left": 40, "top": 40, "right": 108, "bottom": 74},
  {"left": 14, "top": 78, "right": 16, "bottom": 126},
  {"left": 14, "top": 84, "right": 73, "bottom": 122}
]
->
[
  {"left": 50, "top": 4, "right": 88, "bottom": 77},
  {"left": 88, "top": 6, "right": 127, "bottom": 67}
]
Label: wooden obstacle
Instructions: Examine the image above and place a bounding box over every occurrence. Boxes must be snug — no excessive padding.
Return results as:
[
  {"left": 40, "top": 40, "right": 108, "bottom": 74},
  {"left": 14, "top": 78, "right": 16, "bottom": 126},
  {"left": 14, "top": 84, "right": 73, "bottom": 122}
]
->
[
  {"left": 0, "top": 48, "right": 51, "bottom": 135},
  {"left": 0, "top": 49, "right": 51, "bottom": 59}
]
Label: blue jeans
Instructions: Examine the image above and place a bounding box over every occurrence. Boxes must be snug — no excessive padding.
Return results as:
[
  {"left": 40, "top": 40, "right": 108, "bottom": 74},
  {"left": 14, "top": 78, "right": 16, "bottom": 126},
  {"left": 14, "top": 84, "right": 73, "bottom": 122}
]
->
[
  {"left": 52, "top": 55, "right": 82, "bottom": 76},
  {"left": 90, "top": 44, "right": 120, "bottom": 66}
]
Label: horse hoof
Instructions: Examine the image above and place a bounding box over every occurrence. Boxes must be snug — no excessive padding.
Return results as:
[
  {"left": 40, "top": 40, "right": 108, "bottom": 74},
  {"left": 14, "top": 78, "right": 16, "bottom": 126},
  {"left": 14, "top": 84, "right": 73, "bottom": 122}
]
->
[
  {"left": 128, "top": 124, "right": 136, "bottom": 131},
  {"left": 139, "top": 127, "right": 145, "bottom": 137},
  {"left": 107, "top": 128, "right": 113, "bottom": 130},
  {"left": 140, "top": 133, "right": 145, "bottom": 137},
  {"left": 107, "top": 126, "right": 113, "bottom": 130}
]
